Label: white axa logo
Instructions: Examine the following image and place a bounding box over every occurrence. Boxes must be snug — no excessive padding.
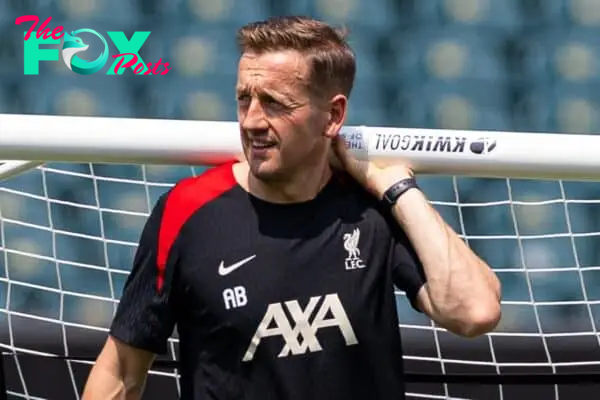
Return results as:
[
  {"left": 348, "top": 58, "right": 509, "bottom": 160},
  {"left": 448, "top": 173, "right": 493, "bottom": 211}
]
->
[
  {"left": 242, "top": 293, "right": 358, "bottom": 362},
  {"left": 344, "top": 228, "right": 366, "bottom": 270}
]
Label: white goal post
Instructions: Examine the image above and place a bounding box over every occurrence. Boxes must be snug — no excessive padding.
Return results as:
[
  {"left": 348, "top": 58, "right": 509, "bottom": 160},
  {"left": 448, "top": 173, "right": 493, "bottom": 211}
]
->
[
  {"left": 0, "top": 113, "right": 599, "bottom": 181},
  {"left": 2, "top": 113, "right": 600, "bottom": 400}
]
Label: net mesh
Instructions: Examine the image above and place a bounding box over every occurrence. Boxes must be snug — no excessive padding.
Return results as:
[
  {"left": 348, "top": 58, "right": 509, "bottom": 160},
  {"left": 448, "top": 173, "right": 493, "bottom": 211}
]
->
[{"left": 1, "top": 161, "right": 600, "bottom": 400}]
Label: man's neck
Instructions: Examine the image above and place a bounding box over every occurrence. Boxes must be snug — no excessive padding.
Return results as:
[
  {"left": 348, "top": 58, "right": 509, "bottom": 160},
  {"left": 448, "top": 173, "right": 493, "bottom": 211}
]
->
[{"left": 234, "top": 161, "right": 333, "bottom": 204}]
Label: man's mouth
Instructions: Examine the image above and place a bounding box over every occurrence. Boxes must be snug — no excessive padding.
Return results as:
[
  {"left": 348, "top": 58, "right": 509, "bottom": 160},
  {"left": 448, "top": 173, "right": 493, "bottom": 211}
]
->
[{"left": 250, "top": 141, "right": 277, "bottom": 150}]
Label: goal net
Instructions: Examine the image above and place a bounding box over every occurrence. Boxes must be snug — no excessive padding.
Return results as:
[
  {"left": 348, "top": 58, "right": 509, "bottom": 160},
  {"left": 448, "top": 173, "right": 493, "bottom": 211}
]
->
[{"left": 1, "top": 160, "right": 600, "bottom": 400}]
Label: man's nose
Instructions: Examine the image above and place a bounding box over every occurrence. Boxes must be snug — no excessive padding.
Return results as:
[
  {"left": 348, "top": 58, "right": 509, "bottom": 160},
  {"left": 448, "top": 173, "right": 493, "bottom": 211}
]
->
[{"left": 240, "top": 98, "right": 269, "bottom": 132}]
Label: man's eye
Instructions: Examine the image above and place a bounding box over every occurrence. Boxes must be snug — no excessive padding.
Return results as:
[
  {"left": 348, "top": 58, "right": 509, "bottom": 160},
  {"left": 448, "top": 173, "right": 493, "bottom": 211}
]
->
[{"left": 263, "top": 96, "right": 285, "bottom": 108}]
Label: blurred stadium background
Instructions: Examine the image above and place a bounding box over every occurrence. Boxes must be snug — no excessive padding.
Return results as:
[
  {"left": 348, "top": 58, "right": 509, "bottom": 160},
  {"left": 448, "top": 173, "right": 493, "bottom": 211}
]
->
[{"left": 1, "top": 0, "right": 600, "bottom": 399}]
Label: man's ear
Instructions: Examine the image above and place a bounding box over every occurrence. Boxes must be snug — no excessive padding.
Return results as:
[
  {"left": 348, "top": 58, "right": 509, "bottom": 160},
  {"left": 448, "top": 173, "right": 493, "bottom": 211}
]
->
[{"left": 324, "top": 94, "right": 348, "bottom": 139}]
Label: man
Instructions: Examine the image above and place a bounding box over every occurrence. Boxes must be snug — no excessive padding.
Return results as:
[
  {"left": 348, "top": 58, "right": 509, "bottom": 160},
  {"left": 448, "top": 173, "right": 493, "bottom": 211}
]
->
[{"left": 82, "top": 16, "right": 501, "bottom": 400}]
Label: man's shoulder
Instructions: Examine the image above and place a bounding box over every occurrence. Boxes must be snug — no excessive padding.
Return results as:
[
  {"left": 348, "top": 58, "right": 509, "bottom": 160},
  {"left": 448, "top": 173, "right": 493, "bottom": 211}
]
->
[
  {"left": 154, "top": 162, "right": 239, "bottom": 230},
  {"left": 331, "top": 171, "right": 382, "bottom": 205},
  {"left": 165, "top": 161, "right": 238, "bottom": 207},
  {"left": 330, "top": 171, "right": 393, "bottom": 225}
]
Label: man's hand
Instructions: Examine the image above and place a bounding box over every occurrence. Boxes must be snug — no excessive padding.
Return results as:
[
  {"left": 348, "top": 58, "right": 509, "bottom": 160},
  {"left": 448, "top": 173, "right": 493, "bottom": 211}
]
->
[{"left": 332, "top": 136, "right": 413, "bottom": 198}]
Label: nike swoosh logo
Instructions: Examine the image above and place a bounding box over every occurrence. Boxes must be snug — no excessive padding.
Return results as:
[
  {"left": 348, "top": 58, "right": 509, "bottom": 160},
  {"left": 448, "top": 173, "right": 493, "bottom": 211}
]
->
[{"left": 218, "top": 255, "right": 256, "bottom": 276}]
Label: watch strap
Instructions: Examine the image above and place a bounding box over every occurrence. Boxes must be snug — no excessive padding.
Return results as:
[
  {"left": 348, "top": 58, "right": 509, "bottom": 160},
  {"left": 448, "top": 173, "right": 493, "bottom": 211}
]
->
[{"left": 382, "top": 178, "right": 419, "bottom": 207}]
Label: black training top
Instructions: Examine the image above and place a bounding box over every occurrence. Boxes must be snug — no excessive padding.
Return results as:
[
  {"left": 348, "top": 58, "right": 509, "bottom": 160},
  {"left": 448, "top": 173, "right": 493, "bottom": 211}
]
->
[{"left": 109, "top": 161, "right": 426, "bottom": 400}]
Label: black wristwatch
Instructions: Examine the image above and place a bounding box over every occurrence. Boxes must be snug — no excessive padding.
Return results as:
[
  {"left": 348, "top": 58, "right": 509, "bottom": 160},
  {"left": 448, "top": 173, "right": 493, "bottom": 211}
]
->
[{"left": 382, "top": 177, "right": 419, "bottom": 207}]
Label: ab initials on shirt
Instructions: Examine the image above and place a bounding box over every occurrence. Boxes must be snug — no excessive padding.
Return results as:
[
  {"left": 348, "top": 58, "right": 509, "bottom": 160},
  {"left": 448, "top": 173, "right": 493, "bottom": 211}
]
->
[
  {"left": 223, "top": 286, "right": 248, "bottom": 310},
  {"left": 242, "top": 293, "right": 358, "bottom": 362}
]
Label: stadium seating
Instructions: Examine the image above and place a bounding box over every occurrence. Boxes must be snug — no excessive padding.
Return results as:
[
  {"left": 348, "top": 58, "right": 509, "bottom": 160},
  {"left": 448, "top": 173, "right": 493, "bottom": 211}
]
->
[
  {"left": 285, "top": 0, "right": 399, "bottom": 30},
  {"left": 19, "top": 75, "right": 136, "bottom": 117},
  {"left": 49, "top": 0, "right": 142, "bottom": 25},
  {"left": 434, "top": 0, "right": 526, "bottom": 30},
  {"left": 145, "top": 75, "right": 238, "bottom": 121},
  {"left": 517, "top": 27, "right": 599, "bottom": 85}
]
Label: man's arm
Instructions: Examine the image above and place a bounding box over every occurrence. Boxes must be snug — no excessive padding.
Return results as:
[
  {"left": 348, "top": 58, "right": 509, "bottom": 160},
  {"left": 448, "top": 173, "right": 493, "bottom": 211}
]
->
[
  {"left": 332, "top": 136, "right": 501, "bottom": 337},
  {"left": 82, "top": 336, "right": 155, "bottom": 399},
  {"left": 82, "top": 192, "right": 179, "bottom": 398},
  {"left": 390, "top": 186, "right": 501, "bottom": 338}
]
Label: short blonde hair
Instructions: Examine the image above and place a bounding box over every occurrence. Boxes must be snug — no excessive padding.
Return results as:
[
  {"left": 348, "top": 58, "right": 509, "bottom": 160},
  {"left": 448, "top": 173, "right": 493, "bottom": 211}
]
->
[{"left": 237, "top": 16, "right": 356, "bottom": 98}]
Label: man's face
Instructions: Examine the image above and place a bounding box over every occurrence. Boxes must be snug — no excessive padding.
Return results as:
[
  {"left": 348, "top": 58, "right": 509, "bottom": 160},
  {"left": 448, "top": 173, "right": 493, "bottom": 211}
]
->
[{"left": 236, "top": 50, "right": 338, "bottom": 182}]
